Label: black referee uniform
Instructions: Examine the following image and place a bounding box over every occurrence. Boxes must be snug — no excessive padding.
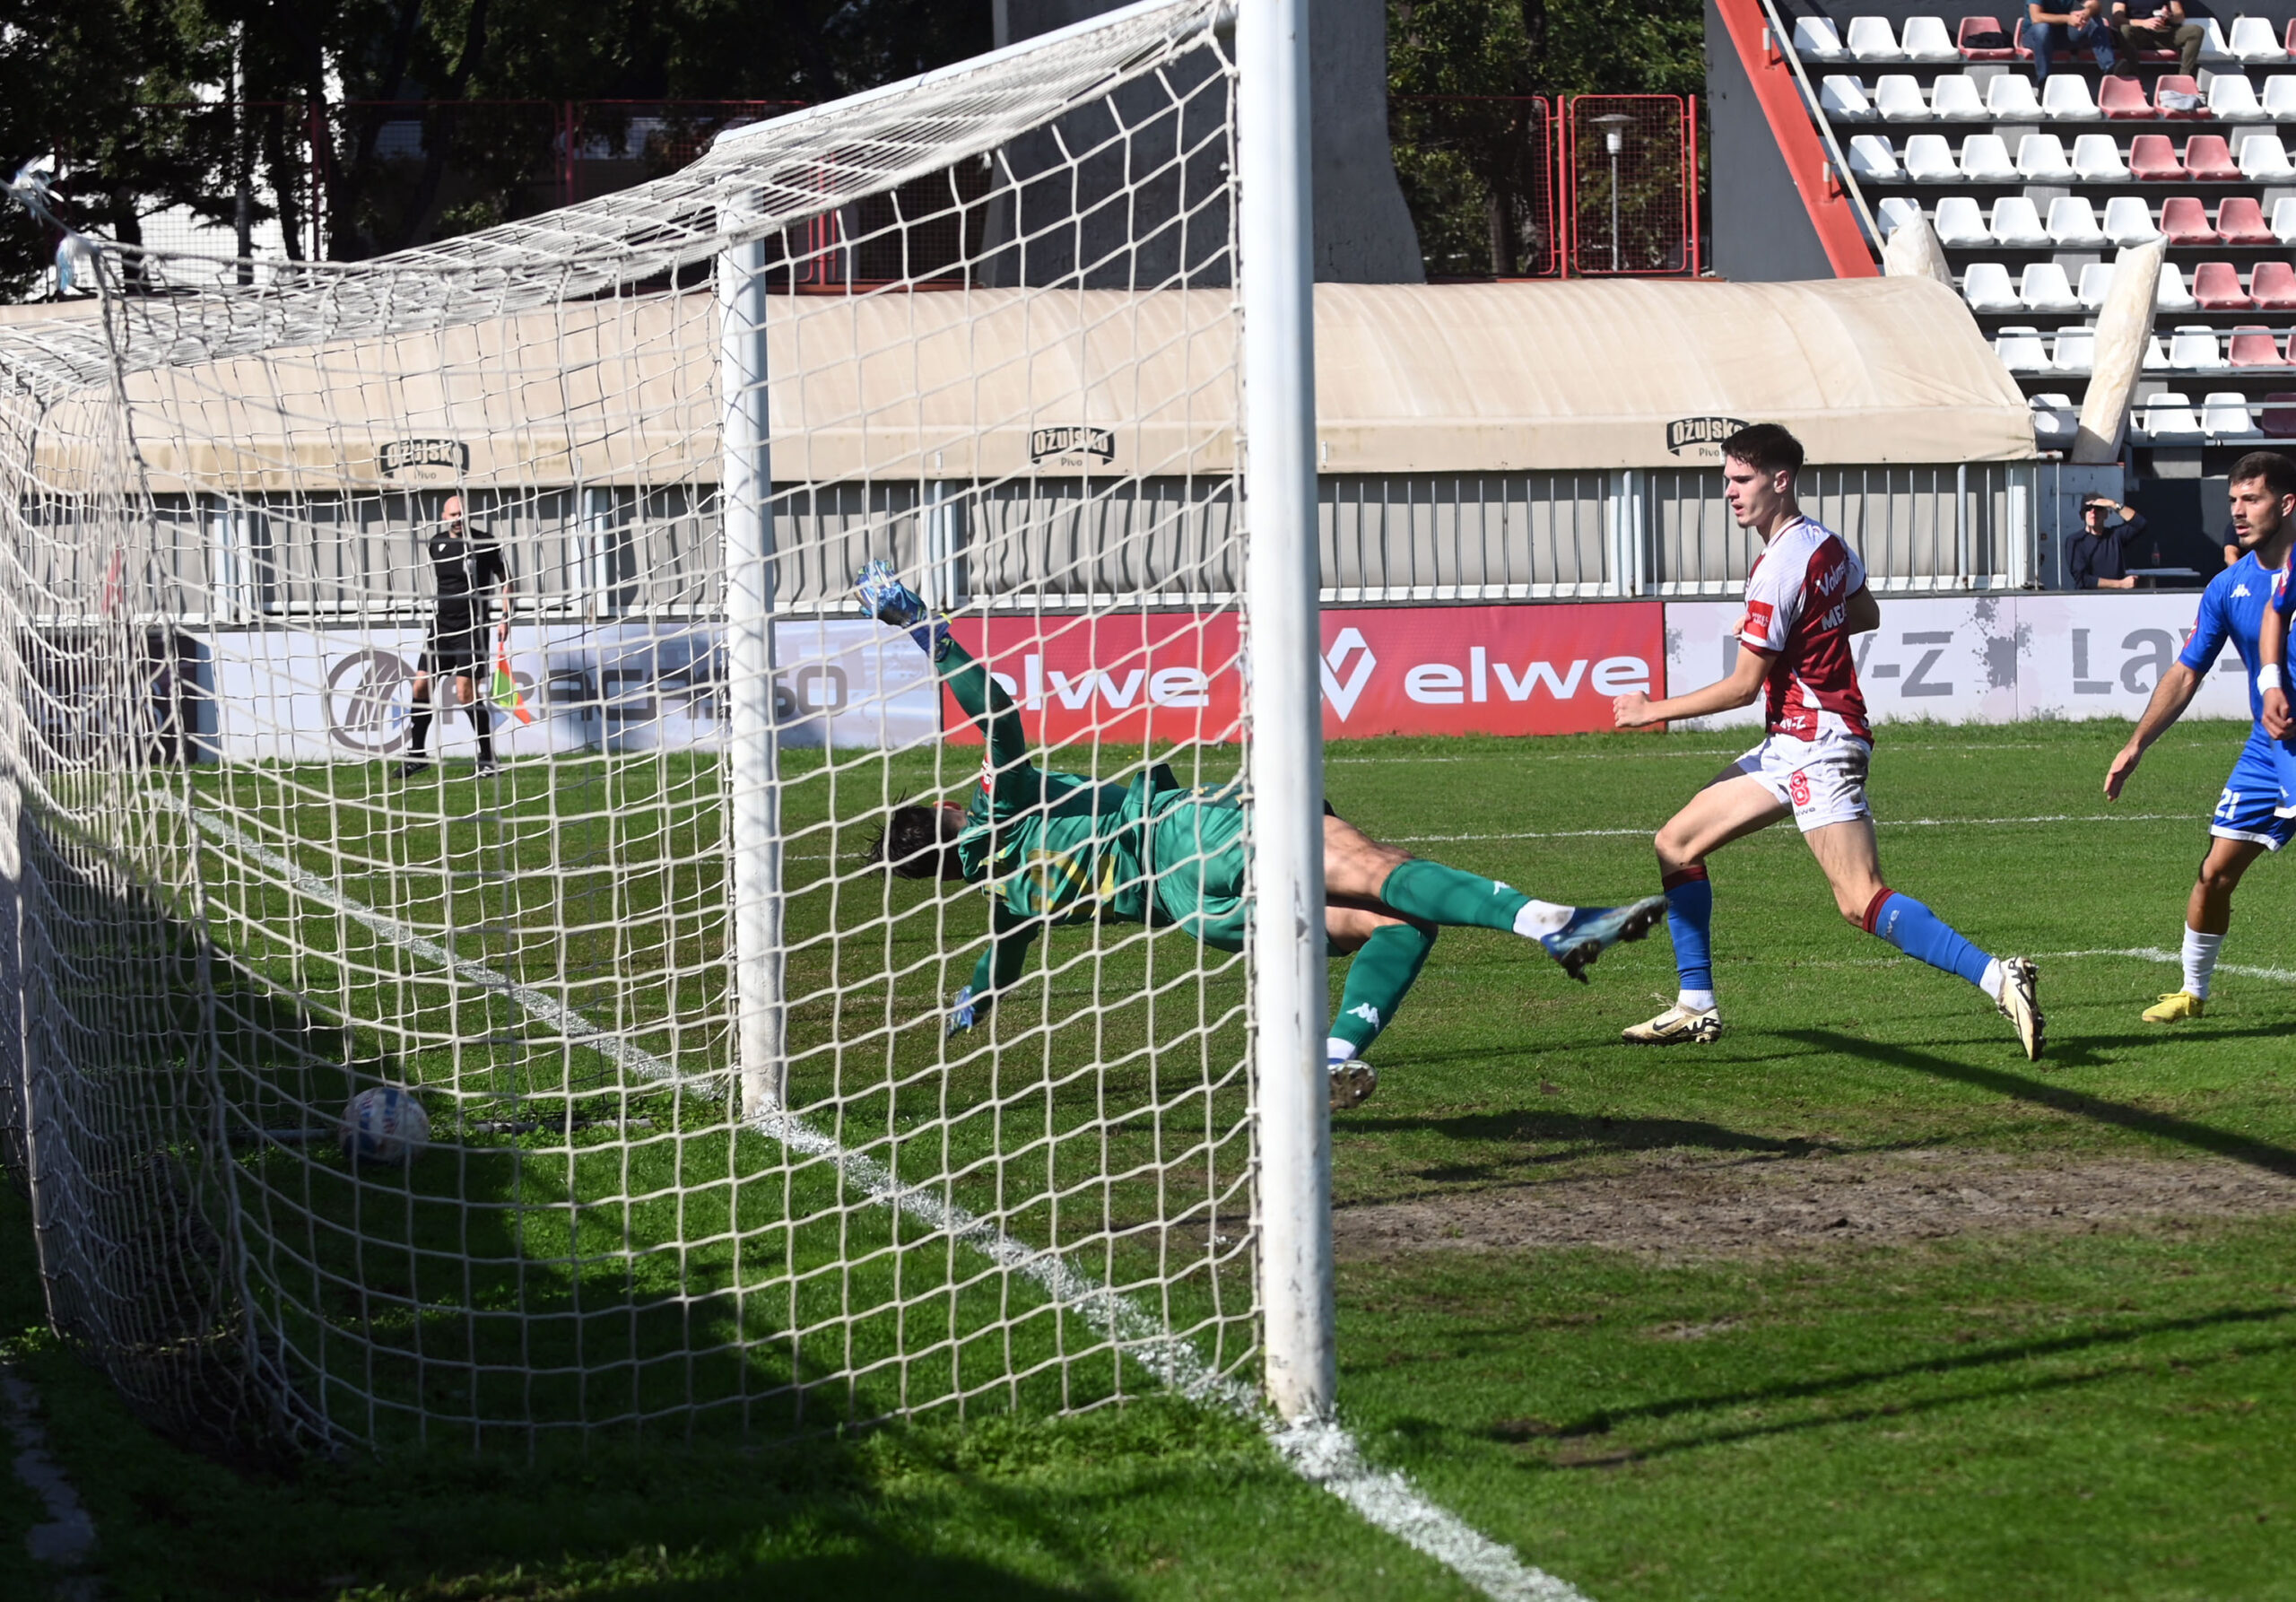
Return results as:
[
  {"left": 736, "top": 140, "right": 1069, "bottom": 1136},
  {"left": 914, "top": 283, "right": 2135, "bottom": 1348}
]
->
[{"left": 401, "top": 514, "right": 509, "bottom": 774}]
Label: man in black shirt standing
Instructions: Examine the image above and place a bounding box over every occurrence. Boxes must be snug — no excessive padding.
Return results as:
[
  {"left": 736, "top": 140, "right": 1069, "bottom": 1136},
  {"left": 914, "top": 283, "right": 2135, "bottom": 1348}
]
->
[
  {"left": 399, "top": 495, "right": 511, "bottom": 777},
  {"left": 2067, "top": 496, "right": 2147, "bottom": 590}
]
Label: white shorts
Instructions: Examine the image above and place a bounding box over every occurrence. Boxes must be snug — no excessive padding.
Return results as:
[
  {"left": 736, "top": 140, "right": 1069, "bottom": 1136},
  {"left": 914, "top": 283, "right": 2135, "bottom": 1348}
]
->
[{"left": 1729, "top": 733, "right": 1873, "bottom": 832}]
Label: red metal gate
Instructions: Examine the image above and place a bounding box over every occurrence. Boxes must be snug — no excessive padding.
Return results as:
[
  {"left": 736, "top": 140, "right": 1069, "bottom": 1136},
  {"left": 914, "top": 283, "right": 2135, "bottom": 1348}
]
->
[{"left": 1566, "top": 95, "right": 1700, "bottom": 277}]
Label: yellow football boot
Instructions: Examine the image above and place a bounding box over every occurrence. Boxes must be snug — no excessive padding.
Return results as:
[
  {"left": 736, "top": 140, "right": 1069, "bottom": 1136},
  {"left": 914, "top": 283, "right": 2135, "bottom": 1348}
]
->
[{"left": 2142, "top": 990, "right": 2205, "bottom": 1023}]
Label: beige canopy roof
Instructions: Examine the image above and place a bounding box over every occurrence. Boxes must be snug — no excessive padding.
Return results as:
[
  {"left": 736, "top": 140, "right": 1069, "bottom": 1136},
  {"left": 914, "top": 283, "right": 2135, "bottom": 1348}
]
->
[{"left": 83, "top": 275, "right": 2032, "bottom": 493}]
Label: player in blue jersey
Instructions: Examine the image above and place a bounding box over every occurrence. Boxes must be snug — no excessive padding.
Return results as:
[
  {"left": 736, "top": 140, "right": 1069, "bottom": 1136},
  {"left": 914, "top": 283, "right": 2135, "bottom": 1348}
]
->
[{"left": 2104, "top": 451, "right": 2296, "bottom": 1020}]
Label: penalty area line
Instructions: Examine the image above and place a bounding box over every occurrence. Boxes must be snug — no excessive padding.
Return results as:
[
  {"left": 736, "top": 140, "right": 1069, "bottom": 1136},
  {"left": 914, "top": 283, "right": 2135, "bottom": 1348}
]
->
[{"left": 171, "top": 799, "right": 1587, "bottom": 1602}]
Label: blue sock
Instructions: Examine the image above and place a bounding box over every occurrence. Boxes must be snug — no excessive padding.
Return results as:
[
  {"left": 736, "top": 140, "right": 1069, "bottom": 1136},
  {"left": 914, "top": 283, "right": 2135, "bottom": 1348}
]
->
[
  {"left": 1867, "top": 891, "right": 1995, "bottom": 990},
  {"left": 1662, "top": 868, "right": 1714, "bottom": 994}
]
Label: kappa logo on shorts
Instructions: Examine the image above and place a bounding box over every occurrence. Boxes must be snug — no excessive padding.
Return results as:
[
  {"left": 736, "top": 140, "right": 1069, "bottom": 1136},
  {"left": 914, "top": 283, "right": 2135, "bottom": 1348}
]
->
[{"left": 1788, "top": 771, "right": 1813, "bottom": 807}]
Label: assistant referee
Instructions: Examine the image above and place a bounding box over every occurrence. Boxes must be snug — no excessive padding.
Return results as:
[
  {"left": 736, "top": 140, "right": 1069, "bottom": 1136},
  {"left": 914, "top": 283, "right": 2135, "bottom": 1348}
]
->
[{"left": 399, "top": 494, "right": 511, "bottom": 777}]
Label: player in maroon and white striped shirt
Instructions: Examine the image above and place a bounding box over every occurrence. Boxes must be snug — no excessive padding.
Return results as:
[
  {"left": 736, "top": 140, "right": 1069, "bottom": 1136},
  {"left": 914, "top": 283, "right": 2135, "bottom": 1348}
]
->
[{"left": 1611, "top": 424, "right": 2043, "bottom": 1058}]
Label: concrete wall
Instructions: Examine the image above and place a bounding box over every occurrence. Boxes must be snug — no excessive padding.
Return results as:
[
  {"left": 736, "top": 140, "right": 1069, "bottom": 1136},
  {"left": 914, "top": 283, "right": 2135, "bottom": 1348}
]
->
[{"left": 1704, "top": 0, "right": 1834, "bottom": 282}]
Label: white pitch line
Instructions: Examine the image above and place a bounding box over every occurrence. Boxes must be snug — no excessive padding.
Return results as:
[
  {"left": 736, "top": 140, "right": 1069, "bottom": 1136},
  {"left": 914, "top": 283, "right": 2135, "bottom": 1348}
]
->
[
  {"left": 1390, "top": 813, "right": 2183, "bottom": 845},
  {"left": 178, "top": 798, "right": 1585, "bottom": 1602},
  {"left": 2042, "top": 945, "right": 2296, "bottom": 985}
]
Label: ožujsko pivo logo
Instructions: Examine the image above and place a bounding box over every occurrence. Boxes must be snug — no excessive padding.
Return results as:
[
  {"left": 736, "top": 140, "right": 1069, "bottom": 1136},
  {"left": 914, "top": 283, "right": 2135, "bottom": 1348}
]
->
[
  {"left": 1665, "top": 416, "right": 1748, "bottom": 458},
  {"left": 378, "top": 438, "right": 470, "bottom": 476},
  {"left": 1028, "top": 425, "right": 1116, "bottom": 466}
]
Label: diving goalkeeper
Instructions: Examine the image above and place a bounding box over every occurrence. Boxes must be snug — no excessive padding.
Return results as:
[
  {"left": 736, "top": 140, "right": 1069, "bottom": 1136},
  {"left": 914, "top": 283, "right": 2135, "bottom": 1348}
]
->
[{"left": 856, "top": 562, "right": 1666, "bottom": 1110}]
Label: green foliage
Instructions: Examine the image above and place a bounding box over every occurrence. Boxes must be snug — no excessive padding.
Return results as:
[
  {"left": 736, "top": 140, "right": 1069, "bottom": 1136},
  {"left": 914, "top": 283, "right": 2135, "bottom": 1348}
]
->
[{"left": 1387, "top": 0, "right": 1706, "bottom": 276}]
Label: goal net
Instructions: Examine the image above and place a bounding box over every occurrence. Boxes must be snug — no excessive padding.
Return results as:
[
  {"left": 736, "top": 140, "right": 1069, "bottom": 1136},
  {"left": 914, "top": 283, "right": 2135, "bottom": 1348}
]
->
[{"left": 0, "top": 0, "right": 1285, "bottom": 1452}]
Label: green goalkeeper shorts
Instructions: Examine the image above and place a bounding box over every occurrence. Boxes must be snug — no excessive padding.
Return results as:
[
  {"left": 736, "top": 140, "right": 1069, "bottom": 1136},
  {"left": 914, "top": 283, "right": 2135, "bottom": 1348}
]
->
[{"left": 1149, "top": 788, "right": 1251, "bottom": 953}]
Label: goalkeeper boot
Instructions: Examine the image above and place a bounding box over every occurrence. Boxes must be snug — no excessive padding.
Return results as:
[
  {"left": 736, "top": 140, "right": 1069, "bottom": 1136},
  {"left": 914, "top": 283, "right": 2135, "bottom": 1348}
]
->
[
  {"left": 855, "top": 560, "right": 949, "bottom": 657},
  {"left": 2143, "top": 989, "right": 2205, "bottom": 1023},
  {"left": 1327, "top": 1056, "right": 1378, "bottom": 1111},
  {"left": 1995, "top": 956, "right": 2045, "bottom": 1061},
  {"left": 1621, "top": 1003, "right": 1723, "bottom": 1045},
  {"left": 1539, "top": 894, "right": 1671, "bottom": 982}
]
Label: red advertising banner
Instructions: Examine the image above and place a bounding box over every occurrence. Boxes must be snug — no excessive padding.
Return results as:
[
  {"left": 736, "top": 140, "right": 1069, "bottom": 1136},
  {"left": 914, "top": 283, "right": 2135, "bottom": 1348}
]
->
[{"left": 944, "top": 603, "right": 1664, "bottom": 745}]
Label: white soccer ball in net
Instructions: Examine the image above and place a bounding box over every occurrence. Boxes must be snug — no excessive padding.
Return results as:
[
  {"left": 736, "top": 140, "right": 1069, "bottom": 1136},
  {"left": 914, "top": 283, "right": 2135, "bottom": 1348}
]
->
[{"left": 340, "top": 1085, "right": 430, "bottom": 1164}]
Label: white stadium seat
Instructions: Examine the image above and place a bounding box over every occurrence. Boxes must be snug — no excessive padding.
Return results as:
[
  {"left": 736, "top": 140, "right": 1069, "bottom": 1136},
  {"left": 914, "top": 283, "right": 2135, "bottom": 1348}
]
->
[
  {"left": 2103, "top": 195, "right": 2160, "bottom": 242},
  {"left": 2018, "top": 134, "right": 2073, "bottom": 178},
  {"left": 2198, "top": 19, "right": 2236, "bottom": 63},
  {"left": 2144, "top": 393, "right": 2205, "bottom": 440},
  {"left": 1903, "top": 134, "right": 1959, "bottom": 180},
  {"left": 1848, "top": 16, "right": 1905, "bottom": 59},
  {"left": 2171, "top": 326, "right": 2227, "bottom": 368},
  {"left": 2031, "top": 395, "right": 2076, "bottom": 444},
  {"left": 1901, "top": 15, "right": 1959, "bottom": 59},
  {"left": 2046, "top": 196, "right": 2108, "bottom": 244},
  {"left": 2077, "top": 262, "right": 2118, "bottom": 309},
  {"left": 2239, "top": 135, "right": 2295, "bottom": 178},
  {"left": 1795, "top": 16, "right": 1849, "bottom": 58},
  {"left": 1875, "top": 74, "right": 1934, "bottom": 119},
  {"left": 2226, "top": 16, "right": 2283, "bottom": 61},
  {"left": 1930, "top": 74, "right": 1987, "bottom": 118},
  {"left": 1877, "top": 196, "right": 1926, "bottom": 238},
  {"left": 1987, "top": 74, "right": 2044, "bottom": 118},
  {"left": 1994, "top": 326, "right": 2051, "bottom": 370},
  {"left": 2043, "top": 74, "right": 2100, "bottom": 119},
  {"left": 1822, "top": 74, "right": 1876, "bottom": 119},
  {"left": 1965, "top": 262, "right": 2022, "bottom": 311},
  {"left": 1991, "top": 196, "right": 2053, "bottom": 247},
  {"left": 2204, "top": 391, "right": 2255, "bottom": 432},
  {"left": 2263, "top": 75, "right": 2296, "bottom": 118},
  {"left": 2209, "top": 74, "right": 2268, "bottom": 118},
  {"left": 2019, "top": 262, "right": 2081, "bottom": 310},
  {"left": 2158, "top": 264, "right": 2199, "bottom": 309},
  {"left": 2051, "top": 331, "right": 2096, "bottom": 372},
  {"left": 2074, "top": 135, "right": 2130, "bottom": 180},
  {"left": 2144, "top": 336, "right": 2172, "bottom": 370},
  {"left": 1959, "top": 135, "right": 2017, "bottom": 181},
  {"left": 1933, "top": 195, "right": 1990, "bottom": 244},
  {"left": 2272, "top": 196, "right": 2296, "bottom": 242},
  {"left": 1849, "top": 134, "right": 1901, "bottom": 179}
]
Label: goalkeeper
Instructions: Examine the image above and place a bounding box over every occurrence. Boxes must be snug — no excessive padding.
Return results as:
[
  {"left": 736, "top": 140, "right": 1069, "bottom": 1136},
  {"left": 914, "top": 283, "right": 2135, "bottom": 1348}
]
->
[{"left": 857, "top": 562, "right": 1666, "bottom": 1109}]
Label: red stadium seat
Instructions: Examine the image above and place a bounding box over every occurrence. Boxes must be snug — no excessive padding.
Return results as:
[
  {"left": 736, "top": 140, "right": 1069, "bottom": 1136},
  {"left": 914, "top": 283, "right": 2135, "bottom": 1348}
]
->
[
  {"left": 2153, "top": 74, "right": 2207, "bottom": 118},
  {"left": 2160, "top": 196, "right": 2219, "bottom": 242},
  {"left": 2218, "top": 197, "right": 2277, "bottom": 244},
  {"left": 2131, "top": 135, "right": 2185, "bottom": 178},
  {"left": 2013, "top": 17, "right": 2072, "bottom": 57},
  {"left": 2100, "top": 74, "right": 2156, "bottom": 118},
  {"left": 2263, "top": 393, "right": 2296, "bottom": 438},
  {"left": 2185, "top": 135, "right": 2241, "bottom": 180},
  {"left": 2229, "top": 327, "right": 2288, "bottom": 366},
  {"left": 2251, "top": 261, "right": 2296, "bottom": 309},
  {"left": 2285, "top": 18, "right": 2296, "bottom": 56},
  {"left": 2194, "top": 262, "right": 2255, "bottom": 309},
  {"left": 1957, "top": 14, "right": 2015, "bottom": 58}
]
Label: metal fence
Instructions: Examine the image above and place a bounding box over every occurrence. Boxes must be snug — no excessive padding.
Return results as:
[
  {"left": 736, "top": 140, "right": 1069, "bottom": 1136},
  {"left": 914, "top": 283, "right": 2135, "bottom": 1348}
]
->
[
  {"left": 68, "top": 465, "right": 2099, "bottom": 631},
  {"left": 1566, "top": 96, "right": 1700, "bottom": 278}
]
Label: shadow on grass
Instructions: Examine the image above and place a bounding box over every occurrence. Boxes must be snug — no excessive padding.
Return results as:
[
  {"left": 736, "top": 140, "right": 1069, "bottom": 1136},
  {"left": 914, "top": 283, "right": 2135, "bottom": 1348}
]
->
[
  {"left": 1453, "top": 1301, "right": 2296, "bottom": 1467},
  {"left": 1343, "top": 1109, "right": 1805, "bottom": 1170},
  {"left": 1783, "top": 1027, "right": 2296, "bottom": 1178}
]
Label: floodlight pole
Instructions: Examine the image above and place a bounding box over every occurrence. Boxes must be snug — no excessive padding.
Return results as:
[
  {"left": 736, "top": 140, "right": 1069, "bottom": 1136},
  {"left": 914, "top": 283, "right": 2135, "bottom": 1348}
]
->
[
  {"left": 719, "top": 191, "right": 785, "bottom": 1117},
  {"left": 1239, "top": 0, "right": 1333, "bottom": 1424}
]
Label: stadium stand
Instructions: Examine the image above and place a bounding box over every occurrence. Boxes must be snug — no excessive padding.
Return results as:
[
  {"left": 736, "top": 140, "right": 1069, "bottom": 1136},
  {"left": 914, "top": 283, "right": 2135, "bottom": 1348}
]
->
[{"left": 1726, "top": 2, "right": 2296, "bottom": 453}]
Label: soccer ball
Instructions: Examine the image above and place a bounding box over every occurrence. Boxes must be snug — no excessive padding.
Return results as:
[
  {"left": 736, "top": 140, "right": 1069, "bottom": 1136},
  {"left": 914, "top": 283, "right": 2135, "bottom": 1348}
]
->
[{"left": 341, "top": 1085, "right": 430, "bottom": 1164}]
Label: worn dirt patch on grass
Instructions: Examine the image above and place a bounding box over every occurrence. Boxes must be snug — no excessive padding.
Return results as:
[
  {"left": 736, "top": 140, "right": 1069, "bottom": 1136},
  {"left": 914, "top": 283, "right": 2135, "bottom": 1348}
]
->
[{"left": 1332, "top": 1147, "right": 2296, "bottom": 1262}]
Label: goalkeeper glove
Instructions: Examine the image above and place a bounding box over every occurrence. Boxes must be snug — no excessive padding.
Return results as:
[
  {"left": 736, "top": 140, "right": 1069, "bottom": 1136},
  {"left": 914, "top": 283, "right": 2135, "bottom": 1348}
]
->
[
  {"left": 855, "top": 559, "right": 950, "bottom": 659},
  {"left": 947, "top": 984, "right": 989, "bottom": 1038}
]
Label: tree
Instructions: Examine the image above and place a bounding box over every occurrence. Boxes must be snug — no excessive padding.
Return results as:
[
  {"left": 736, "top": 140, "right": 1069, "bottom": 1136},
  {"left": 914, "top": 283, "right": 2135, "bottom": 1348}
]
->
[{"left": 1387, "top": 0, "right": 1703, "bottom": 277}]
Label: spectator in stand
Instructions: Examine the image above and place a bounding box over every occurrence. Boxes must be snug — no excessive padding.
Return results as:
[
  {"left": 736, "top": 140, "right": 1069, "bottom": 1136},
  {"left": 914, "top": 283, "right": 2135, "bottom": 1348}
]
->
[
  {"left": 2111, "top": 0, "right": 2206, "bottom": 77},
  {"left": 2069, "top": 496, "right": 2149, "bottom": 588},
  {"left": 2029, "top": 0, "right": 2127, "bottom": 82}
]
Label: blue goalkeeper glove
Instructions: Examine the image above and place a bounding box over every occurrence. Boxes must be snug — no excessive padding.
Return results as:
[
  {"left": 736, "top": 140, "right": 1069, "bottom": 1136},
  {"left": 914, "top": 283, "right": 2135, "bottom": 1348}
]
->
[
  {"left": 947, "top": 984, "right": 988, "bottom": 1038},
  {"left": 856, "top": 560, "right": 950, "bottom": 659}
]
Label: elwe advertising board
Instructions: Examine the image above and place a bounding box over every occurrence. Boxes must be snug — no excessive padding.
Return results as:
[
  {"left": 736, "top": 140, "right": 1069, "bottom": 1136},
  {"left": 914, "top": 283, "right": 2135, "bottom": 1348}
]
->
[{"left": 941, "top": 604, "right": 1664, "bottom": 745}]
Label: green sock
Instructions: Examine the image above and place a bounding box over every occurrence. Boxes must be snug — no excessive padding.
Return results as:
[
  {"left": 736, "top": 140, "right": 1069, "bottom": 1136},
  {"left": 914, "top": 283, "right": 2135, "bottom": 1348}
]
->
[
  {"left": 1378, "top": 858, "right": 1532, "bottom": 933},
  {"left": 1328, "top": 923, "right": 1436, "bottom": 1058}
]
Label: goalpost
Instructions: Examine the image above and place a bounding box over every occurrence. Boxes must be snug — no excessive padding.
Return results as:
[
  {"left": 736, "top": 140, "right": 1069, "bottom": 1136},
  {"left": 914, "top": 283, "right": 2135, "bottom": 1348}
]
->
[{"left": 0, "top": 0, "right": 1334, "bottom": 1450}]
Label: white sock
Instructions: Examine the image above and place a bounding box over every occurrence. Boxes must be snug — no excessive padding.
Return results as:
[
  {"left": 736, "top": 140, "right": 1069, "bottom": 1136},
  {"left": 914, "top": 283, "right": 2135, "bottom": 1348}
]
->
[
  {"left": 1979, "top": 958, "right": 2005, "bottom": 1004},
  {"left": 1676, "top": 988, "right": 1717, "bottom": 1013},
  {"left": 1326, "top": 1036, "right": 1358, "bottom": 1064},
  {"left": 1512, "top": 900, "right": 1572, "bottom": 938},
  {"left": 2182, "top": 927, "right": 2222, "bottom": 1000}
]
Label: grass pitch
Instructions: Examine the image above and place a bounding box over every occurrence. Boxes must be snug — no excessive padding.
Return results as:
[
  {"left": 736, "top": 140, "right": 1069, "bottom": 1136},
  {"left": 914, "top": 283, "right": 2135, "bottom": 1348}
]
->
[{"left": 10, "top": 717, "right": 2296, "bottom": 1599}]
